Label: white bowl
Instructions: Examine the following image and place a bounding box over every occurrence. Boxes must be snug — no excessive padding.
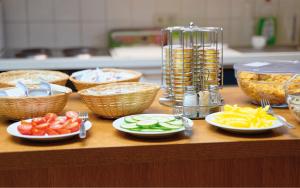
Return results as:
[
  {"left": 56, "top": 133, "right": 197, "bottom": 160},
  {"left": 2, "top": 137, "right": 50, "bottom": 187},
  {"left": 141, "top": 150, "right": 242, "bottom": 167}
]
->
[{"left": 251, "top": 36, "right": 266, "bottom": 50}]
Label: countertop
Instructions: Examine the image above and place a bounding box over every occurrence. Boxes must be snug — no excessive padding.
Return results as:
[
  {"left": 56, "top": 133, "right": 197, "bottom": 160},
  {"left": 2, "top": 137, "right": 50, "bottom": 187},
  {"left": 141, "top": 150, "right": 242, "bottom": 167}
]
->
[
  {"left": 0, "top": 87, "right": 299, "bottom": 154},
  {"left": 0, "top": 48, "right": 299, "bottom": 71},
  {"left": 1, "top": 87, "right": 300, "bottom": 186}
]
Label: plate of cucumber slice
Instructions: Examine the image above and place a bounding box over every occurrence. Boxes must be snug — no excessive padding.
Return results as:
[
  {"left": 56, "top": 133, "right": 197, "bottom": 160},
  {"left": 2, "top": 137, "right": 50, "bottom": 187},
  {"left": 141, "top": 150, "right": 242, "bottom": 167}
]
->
[{"left": 112, "top": 114, "right": 193, "bottom": 138}]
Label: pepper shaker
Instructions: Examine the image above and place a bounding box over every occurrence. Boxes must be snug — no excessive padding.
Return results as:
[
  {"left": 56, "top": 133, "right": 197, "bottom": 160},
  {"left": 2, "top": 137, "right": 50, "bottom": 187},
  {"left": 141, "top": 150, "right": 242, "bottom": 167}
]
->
[
  {"left": 209, "top": 85, "right": 221, "bottom": 105},
  {"left": 183, "top": 86, "right": 199, "bottom": 119}
]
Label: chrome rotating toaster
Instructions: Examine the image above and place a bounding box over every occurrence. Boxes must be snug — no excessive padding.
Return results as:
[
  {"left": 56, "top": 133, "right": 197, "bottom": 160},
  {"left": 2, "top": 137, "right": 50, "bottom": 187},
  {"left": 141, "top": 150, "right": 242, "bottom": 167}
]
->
[{"left": 159, "top": 23, "right": 224, "bottom": 119}]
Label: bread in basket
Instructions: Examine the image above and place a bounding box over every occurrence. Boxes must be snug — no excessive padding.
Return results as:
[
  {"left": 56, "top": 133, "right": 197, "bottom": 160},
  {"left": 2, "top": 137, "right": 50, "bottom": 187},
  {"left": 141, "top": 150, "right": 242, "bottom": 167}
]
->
[
  {"left": 78, "top": 82, "right": 160, "bottom": 119},
  {"left": 0, "top": 70, "right": 69, "bottom": 88},
  {"left": 70, "top": 68, "right": 142, "bottom": 91},
  {"left": 0, "top": 84, "right": 72, "bottom": 120}
]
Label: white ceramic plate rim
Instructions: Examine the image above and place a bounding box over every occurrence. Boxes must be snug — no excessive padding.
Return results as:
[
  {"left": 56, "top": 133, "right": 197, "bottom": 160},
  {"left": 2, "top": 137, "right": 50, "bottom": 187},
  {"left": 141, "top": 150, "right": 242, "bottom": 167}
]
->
[
  {"left": 113, "top": 114, "right": 193, "bottom": 135},
  {"left": 205, "top": 112, "right": 284, "bottom": 131},
  {"left": 7, "top": 119, "right": 92, "bottom": 139}
]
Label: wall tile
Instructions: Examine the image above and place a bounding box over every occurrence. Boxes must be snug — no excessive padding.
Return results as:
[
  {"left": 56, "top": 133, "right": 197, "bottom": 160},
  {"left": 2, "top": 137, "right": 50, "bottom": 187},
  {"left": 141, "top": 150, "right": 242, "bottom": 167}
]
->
[
  {"left": 28, "top": 0, "right": 54, "bottom": 21},
  {"left": 207, "top": 0, "right": 231, "bottom": 19},
  {"left": 254, "top": 0, "right": 279, "bottom": 17},
  {"left": 231, "top": 0, "right": 255, "bottom": 19},
  {"left": 296, "top": 0, "right": 300, "bottom": 45},
  {"left": 107, "top": 21, "right": 132, "bottom": 31},
  {"left": 152, "top": 0, "right": 180, "bottom": 26},
  {"left": 2, "top": 0, "right": 299, "bottom": 49},
  {"left": 179, "top": 0, "right": 207, "bottom": 27},
  {"left": 0, "top": 2, "right": 4, "bottom": 49},
  {"left": 277, "top": 0, "right": 297, "bottom": 45},
  {"left": 28, "top": 23, "right": 55, "bottom": 47},
  {"left": 3, "top": 0, "right": 27, "bottom": 22},
  {"left": 178, "top": 18, "right": 207, "bottom": 27},
  {"left": 55, "top": 23, "right": 81, "bottom": 48},
  {"left": 153, "top": 0, "right": 180, "bottom": 15},
  {"left": 107, "top": 0, "right": 131, "bottom": 21},
  {"left": 5, "top": 23, "right": 28, "bottom": 48},
  {"left": 81, "top": 22, "right": 107, "bottom": 47},
  {"left": 230, "top": 19, "right": 253, "bottom": 46},
  {"left": 206, "top": 19, "right": 230, "bottom": 43},
  {"left": 181, "top": 0, "right": 206, "bottom": 20},
  {"left": 54, "top": 0, "right": 80, "bottom": 21},
  {"left": 296, "top": 0, "right": 300, "bottom": 15},
  {"left": 131, "top": 0, "right": 155, "bottom": 27},
  {"left": 80, "top": 0, "right": 105, "bottom": 21}
]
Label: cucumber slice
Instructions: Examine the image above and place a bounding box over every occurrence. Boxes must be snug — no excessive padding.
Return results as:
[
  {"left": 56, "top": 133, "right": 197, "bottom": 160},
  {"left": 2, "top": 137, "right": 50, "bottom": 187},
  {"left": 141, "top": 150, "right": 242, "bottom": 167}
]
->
[
  {"left": 159, "top": 122, "right": 182, "bottom": 129},
  {"left": 132, "top": 115, "right": 148, "bottom": 121},
  {"left": 128, "top": 128, "right": 142, "bottom": 131},
  {"left": 167, "top": 116, "right": 176, "bottom": 122},
  {"left": 139, "top": 129, "right": 165, "bottom": 132},
  {"left": 168, "top": 119, "right": 183, "bottom": 126},
  {"left": 150, "top": 116, "right": 176, "bottom": 123},
  {"left": 137, "top": 120, "right": 158, "bottom": 128},
  {"left": 152, "top": 117, "right": 170, "bottom": 123},
  {"left": 121, "top": 123, "right": 138, "bottom": 129},
  {"left": 124, "top": 116, "right": 137, "bottom": 123}
]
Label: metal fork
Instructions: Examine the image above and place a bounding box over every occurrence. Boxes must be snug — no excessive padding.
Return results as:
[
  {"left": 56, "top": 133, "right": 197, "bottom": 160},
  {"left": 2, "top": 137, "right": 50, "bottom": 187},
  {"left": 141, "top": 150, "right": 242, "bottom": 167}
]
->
[
  {"left": 173, "top": 107, "right": 193, "bottom": 137},
  {"left": 260, "top": 98, "right": 295, "bottom": 129},
  {"left": 174, "top": 115, "right": 193, "bottom": 137},
  {"left": 78, "top": 112, "right": 89, "bottom": 138}
]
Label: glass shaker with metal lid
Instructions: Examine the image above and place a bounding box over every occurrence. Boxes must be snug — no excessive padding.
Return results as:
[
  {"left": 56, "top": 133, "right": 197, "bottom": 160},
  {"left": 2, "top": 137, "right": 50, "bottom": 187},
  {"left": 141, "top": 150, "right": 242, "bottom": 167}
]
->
[{"left": 183, "top": 86, "right": 199, "bottom": 119}]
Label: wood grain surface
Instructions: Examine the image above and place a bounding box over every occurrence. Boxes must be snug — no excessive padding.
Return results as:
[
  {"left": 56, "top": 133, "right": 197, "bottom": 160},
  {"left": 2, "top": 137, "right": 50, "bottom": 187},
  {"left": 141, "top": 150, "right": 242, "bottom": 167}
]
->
[{"left": 0, "top": 87, "right": 300, "bottom": 186}]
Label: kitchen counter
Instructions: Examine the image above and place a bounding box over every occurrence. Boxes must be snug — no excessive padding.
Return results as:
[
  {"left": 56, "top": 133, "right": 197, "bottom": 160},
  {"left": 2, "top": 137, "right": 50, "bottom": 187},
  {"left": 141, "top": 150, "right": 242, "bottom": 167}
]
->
[
  {"left": 0, "top": 50, "right": 299, "bottom": 71},
  {"left": 1, "top": 87, "right": 300, "bottom": 186}
]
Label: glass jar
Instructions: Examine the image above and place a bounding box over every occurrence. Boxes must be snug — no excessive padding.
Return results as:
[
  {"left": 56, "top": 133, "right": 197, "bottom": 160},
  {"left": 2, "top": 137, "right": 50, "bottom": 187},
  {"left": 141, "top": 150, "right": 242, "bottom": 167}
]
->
[
  {"left": 285, "top": 74, "right": 300, "bottom": 122},
  {"left": 234, "top": 60, "right": 300, "bottom": 107}
]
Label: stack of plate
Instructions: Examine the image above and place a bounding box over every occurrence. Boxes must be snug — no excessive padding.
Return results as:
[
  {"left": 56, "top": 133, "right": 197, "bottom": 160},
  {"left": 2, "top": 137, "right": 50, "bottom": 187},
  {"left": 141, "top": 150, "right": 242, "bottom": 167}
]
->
[
  {"left": 194, "top": 48, "right": 220, "bottom": 87},
  {"left": 162, "top": 45, "right": 221, "bottom": 103},
  {"left": 171, "top": 47, "right": 193, "bottom": 101}
]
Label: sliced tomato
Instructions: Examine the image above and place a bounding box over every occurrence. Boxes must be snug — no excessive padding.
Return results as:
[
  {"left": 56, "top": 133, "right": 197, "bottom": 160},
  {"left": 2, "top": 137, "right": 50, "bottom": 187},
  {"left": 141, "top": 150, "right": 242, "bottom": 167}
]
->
[
  {"left": 31, "top": 128, "right": 46, "bottom": 136},
  {"left": 49, "top": 122, "right": 65, "bottom": 130},
  {"left": 32, "top": 117, "right": 46, "bottom": 126},
  {"left": 62, "top": 119, "right": 72, "bottom": 127},
  {"left": 46, "top": 128, "right": 58, "bottom": 135},
  {"left": 66, "top": 111, "right": 78, "bottom": 120},
  {"left": 20, "top": 120, "right": 32, "bottom": 126},
  {"left": 66, "top": 122, "right": 80, "bottom": 132},
  {"left": 51, "top": 120, "right": 63, "bottom": 127},
  {"left": 56, "top": 128, "right": 71, "bottom": 135},
  {"left": 17, "top": 124, "right": 32, "bottom": 135},
  {"left": 44, "top": 113, "right": 58, "bottom": 123},
  {"left": 35, "top": 122, "right": 49, "bottom": 130},
  {"left": 70, "top": 118, "right": 81, "bottom": 124},
  {"left": 56, "top": 116, "right": 67, "bottom": 124}
]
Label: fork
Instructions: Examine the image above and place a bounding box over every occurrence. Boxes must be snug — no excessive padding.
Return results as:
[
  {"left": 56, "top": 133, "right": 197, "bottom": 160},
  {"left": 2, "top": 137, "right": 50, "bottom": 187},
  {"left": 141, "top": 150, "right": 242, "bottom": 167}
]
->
[
  {"left": 174, "top": 115, "right": 193, "bottom": 137},
  {"left": 173, "top": 107, "right": 193, "bottom": 137},
  {"left": 260, "top": 98, "right": 295, "bottom": 129},
  {"left": 78, "top": 112, "right": 89, "bottom": 138}
]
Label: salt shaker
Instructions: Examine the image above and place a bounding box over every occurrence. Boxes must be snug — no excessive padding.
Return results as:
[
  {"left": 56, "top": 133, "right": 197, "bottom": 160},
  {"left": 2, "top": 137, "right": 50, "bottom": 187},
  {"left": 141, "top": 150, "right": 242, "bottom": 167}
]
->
[
  {"left": 209, "top": 85, "right": 221, "bottom": 105},
  {"left": 183, "top": 86, "right": 199, "bottom": 119}
]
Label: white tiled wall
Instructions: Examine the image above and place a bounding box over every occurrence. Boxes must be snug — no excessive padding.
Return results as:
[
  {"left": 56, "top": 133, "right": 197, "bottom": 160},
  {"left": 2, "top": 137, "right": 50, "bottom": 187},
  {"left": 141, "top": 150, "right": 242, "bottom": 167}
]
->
[{"left": 2, "top": 0, "right": 300, "bottom": 49}]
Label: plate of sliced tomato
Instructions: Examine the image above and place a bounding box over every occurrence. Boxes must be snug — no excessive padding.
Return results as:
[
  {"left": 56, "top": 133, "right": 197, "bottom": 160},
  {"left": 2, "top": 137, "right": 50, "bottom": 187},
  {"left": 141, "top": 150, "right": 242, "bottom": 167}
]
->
[{"left": 7, "top": 111, "right": 92, "bottom": 141}]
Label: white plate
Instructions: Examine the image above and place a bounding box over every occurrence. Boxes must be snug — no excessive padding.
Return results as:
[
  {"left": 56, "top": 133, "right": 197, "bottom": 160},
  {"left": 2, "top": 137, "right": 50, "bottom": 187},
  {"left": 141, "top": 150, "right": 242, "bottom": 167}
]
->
[
  {"left": 205, "top": 112, "right": 284, "bottom": 134},
  {"left": 113, "top": 114, "right": 193, "bottom": 138},
  {"left": 7, "top": 120, "right": 92, "bottom": 141}
]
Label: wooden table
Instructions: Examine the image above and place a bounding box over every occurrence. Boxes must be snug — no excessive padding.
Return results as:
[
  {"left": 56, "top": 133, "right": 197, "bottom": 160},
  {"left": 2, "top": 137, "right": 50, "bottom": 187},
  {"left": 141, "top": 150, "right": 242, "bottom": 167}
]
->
[{"left": 0, "top": 87, "right": 300, "bottom": 186}]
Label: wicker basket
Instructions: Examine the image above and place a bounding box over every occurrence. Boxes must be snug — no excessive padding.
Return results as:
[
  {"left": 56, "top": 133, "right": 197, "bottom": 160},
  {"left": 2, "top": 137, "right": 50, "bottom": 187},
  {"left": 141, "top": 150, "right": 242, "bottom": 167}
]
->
[
  {"left": 70, "top": 68, "right": 142, "bottom": 91},
  {"left": 78, "top": 82, "right": 160, "bottom": 119},
  {"left": 0, "top": 85, "right": 72, "bottom": 120},
  {"left": 0, "top": 70, "right": 69, "bottom": 88}
]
